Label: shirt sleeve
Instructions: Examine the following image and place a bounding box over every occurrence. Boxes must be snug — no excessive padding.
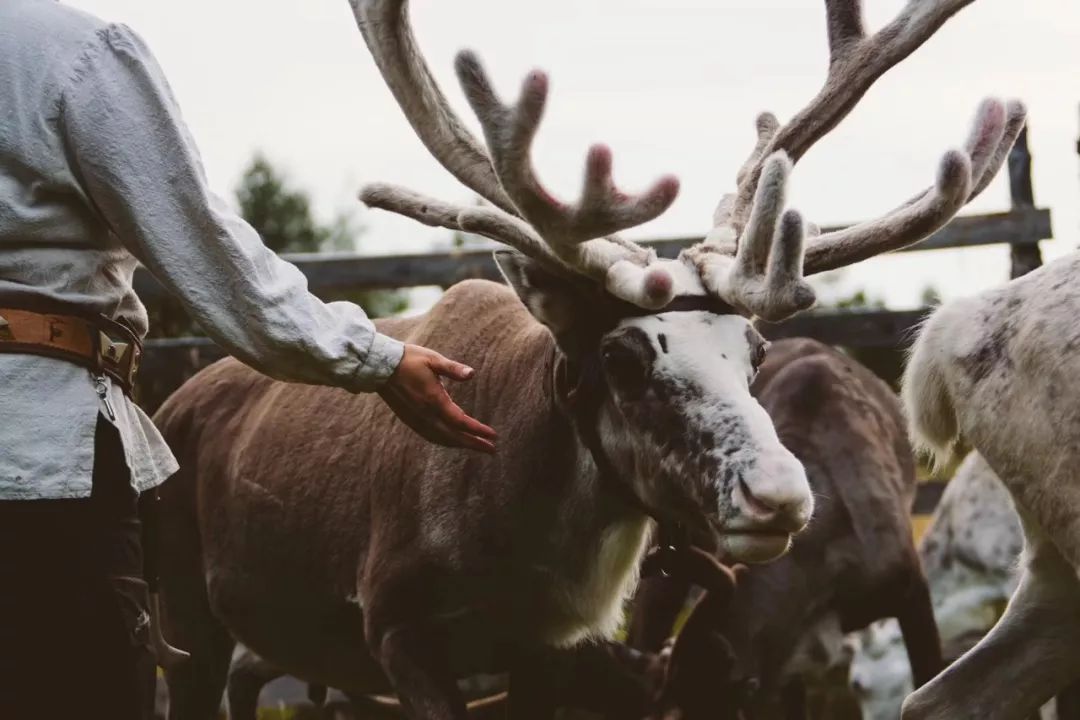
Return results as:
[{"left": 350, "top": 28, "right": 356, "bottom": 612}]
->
[{"left": 59, "top": 23, "right": 404, "bottom": 392}]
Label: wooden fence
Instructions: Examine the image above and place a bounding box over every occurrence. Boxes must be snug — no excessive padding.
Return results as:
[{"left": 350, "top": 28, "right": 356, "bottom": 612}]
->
[{"left": 136, "top": 130, "right": 1051, "bottom": 518}]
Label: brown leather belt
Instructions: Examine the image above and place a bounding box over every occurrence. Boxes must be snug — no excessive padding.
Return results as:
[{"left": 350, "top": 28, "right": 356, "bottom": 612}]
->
[{"left": 0, "top": 308, "right": 142, "bottom": 395}]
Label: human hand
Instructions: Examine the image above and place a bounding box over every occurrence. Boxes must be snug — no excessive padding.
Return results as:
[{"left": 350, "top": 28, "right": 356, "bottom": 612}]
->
[{"left": 378, "top": 344, "right": 497, "bottom": 454}]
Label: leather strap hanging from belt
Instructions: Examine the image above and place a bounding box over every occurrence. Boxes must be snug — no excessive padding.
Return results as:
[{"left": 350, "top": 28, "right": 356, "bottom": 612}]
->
[{"left": 0, "top": 308, "right": 142, "bottom": 395}]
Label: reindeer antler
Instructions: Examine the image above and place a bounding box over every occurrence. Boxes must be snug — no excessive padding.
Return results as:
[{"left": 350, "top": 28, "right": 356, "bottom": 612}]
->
[
  {"left": 354, "top": 0, "right": 1023, "bottom": 323},
  {"left": 349, "top": 0, "right": 681, "bottom": 310},
  {"left": 802, "top": 98, "right": 1025, "bottom": 274},
  {"left": 683, "top": 0, "right": 1025, "bottom": 322}
]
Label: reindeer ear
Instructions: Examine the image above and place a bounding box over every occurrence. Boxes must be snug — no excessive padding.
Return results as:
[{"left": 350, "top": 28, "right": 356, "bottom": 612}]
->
[{"left": 495, "top": 250, "right": 601, "bottom": 358}]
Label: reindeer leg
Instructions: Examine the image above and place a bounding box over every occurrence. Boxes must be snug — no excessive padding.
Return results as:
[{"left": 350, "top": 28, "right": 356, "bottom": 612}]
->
[
  {"left": 225, "top": 648, "right": 285, "bottom": 720},
  {"left": 1056, "top": 678, "right": 1080, "bottom": 719},
  {"left": 374, "top": 623, "right": 467, "bottom": 720},
  {"left": 895, "top": 573, "right": 944, "bottom": 689},
  {"left": 901, "top": 527, "right": 1080, "bottom": 720}
]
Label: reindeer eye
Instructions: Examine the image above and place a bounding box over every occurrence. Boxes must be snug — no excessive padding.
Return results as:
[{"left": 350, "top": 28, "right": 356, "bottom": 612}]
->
[
  {"left": 600, "top": 332, "right": 653, "bottom": 399},
  {"left": 602, "top": 344, "right": 647, "bottom": 397},
  {"left": 751, "top": 340, "right": 769, "bottom": 372}
]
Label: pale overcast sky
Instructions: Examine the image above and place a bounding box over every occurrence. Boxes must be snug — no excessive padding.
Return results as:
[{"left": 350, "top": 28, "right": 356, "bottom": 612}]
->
[{"left": 66, "top": 0, "right": 1080, "bottom": 308}]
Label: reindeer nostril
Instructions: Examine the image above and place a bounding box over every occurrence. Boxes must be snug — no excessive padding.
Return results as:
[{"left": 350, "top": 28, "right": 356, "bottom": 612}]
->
[{"left": 738, "top": 477, "right": 777, "bottom": 517}]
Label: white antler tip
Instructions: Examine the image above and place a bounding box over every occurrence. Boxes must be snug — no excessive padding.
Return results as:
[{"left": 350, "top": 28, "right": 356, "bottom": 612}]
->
[
  {"left": 780, "top": 207, "right": 803, "bottom": 232},
  {"left": 937, "top": 149, "right": 971, "bottom": 192},
  {"left": 586, "top": 144, "right": 614, "bottom": 177},
  {"left": 653, "top": 174, "right": 681, "bottom": 203},
  {"left": 976, "top": 97, "right": 1006, "bottom": 121},
  {"left": 762, "top": 150, "right": 792, "bottom": 175},
  {"left": 1006, "top": 99, "right": 1028, "bottom": 121},
  {"left": 605, "top": 260, "right": 674, "bottom": 310},
  {"left": 643, "top": 267, "right": 675, "bottom": 303},
  {"left": 454, "top": 50, "right": 490, "bottom": 98},
  {"left": 454, "top": 48, "right": 480, "bottom": 70},
  {"left": 525, "top": 70, "right": 549, "bottom": 92},
  {"left": 793, "top": 284, "right": 816, "bottom": 310},
  {"left": 756, "top": 112, "right": 780, "bottom": 134},
  {"left": 359, "top": 183, "right": 391, "bottom": 207}
]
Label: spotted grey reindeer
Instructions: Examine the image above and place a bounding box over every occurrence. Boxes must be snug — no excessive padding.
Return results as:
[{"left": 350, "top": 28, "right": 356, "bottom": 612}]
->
[
  {"left": 154, "top": 0, "right": 1022, "bottom": 717},
  {"left": 901, "top": 230, "right": 1080, "bottom": 712}
]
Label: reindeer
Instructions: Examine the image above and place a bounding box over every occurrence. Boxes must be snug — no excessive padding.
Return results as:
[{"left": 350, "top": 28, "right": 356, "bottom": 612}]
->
[
  {"left": 153, "top": 1, "right": 1020, "bottom": 717},
  {"left": 848, "top": 451, "right": 1025, "bottom": 720},
  {"left": 903, "top": 255, "right": 1080, "bottom": 720},
  {"left": 628, "top": 338, "right": 942, "bottom": 718}
]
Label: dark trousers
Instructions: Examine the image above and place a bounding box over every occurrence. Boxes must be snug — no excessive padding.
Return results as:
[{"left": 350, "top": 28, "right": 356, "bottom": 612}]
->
[{"left": 0, "top": 416, "right": 157, "bottom": 719}]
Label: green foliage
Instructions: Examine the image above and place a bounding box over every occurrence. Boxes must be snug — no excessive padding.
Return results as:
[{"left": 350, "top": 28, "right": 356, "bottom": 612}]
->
[
  {"left": 236, "top": 155, "right": 327, "bottom": 254},
  {"left": 235, "top": 154, "right": 406, "bottom": 316},
  {"left": 920, "top": 284, "right": 942, "bottom": 307},
  {"left": 828, "top": 288, "right": 886, "bottom": 312}
]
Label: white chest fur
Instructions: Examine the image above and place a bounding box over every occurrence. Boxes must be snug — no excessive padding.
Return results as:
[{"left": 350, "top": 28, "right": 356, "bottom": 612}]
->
[{"left": 539, "top": 514, "right": 653, "bottom": 648}]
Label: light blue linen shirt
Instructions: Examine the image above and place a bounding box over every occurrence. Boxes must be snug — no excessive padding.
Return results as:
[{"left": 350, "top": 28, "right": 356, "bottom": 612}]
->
[{"left": 0, "top": 0, "right": 404, "bottom": 499}]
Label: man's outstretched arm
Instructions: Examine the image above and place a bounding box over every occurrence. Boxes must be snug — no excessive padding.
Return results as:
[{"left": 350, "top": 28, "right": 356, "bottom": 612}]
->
[{"left": 60, "top": 23, "right": 494, "bottom": 452}]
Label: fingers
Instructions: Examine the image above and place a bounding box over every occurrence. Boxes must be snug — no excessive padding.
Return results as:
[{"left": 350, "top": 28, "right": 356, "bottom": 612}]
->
[
  {"left": 426, "top": 387, "right": 497, "bottom": 453},
  {"left": 381, "top": 344, "right": 497, "bottom": 453},
  {"left": 380, "top": 384, "right": 496, "bottom": 454},
  {"left": 438, "top": 423, "right": 496, "bottom": 454},
  {"left": 427, "top": 350, "right": 476, "bottom": 383},
  {"left": 435, "top": 393, "right": 498, "bottom": 442}
]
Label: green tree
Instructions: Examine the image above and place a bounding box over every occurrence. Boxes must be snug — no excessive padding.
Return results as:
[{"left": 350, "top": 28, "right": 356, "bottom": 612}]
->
[
  {"left": 236, "top": 155, "right": 327, "bottom": 254},
  {"left": 235, "top": 155, "right": 407, "bottom": 318}
]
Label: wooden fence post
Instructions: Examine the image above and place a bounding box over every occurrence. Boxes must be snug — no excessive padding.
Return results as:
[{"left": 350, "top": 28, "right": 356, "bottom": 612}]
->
[{"left": 1008, "top": 126, "right": 1043, "bottom": 278}]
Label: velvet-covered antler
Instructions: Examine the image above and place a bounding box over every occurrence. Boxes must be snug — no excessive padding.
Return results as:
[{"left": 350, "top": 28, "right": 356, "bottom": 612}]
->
[
  {"left": 683, "top": 0, "right": 1025, "bottom": 322},
  {"left": 349, "top": 0, "right": 680, "bottom": 309},
  {"left": 352, "top": 0, "right": 1023, "bottom": 323}
]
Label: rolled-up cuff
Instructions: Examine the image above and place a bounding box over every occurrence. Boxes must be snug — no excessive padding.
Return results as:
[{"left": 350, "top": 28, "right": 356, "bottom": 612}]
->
[{"left": 354, "top": 332, "right": 405, "bottom": 391}]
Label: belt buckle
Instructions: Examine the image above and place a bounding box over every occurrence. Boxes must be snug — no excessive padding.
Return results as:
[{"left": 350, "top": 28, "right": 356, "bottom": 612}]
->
[{"left": 96, "top": 328, "right": 138, "bottom": 390}]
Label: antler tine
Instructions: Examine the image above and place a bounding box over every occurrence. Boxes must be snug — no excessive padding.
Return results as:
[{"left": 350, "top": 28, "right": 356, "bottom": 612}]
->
[
  {"left": 802, "top": 97, "right": 1025, "bottom": 275},
  {"left": 970, "top": 99, "right": 1027, "bottom": 199},
  {"left": 455, "top": 51, "right": 681, "bottom": 309},
  {"left": 804, "top": 150, "right": 971, "bottom": 274},
  {"left": 731, "top": 0, "right": 978, "bottom": 228},
  {"left": 361, "top": 183, "right": 469, "bottom": 232},
  {"left": 455, "top": 51, "right": 680, "bottom": 249},
  {"left": 735, "top": 113, "right": 780, "bottom": 189},
  {"left": 353, "top": 0, "right": 681, "bottom": 310},
  {"left": 691, "top": 153, "right": 815, "bottom": 322},
  {"left": 353, "top": 0, "right": 681, "bottom": 308},
  {"left": 348, "top": 0, "right": 515, "bottom": 214},
  {"left": 361, "top": 183, "right": 569, "bottom": 272},
  {"left": 706, "top": 113, "right": 781, "bottom": 232}
]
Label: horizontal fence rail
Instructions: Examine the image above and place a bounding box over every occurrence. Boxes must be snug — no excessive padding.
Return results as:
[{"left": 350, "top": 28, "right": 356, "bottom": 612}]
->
[
  {"left": 138, "top": 207, "right": 1052, "bottom": 412},
  {"left": 132, "top": 208, "right": 1051, "bottom": 300}
]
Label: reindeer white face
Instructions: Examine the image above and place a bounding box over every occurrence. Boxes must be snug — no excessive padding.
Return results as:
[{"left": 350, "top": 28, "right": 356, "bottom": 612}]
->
[
  {"left": 498, "top": 252, "right": 812, "bottom": 564},
  {"left": 596, "top": 312, "right": 813, "bottom": 563}
]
